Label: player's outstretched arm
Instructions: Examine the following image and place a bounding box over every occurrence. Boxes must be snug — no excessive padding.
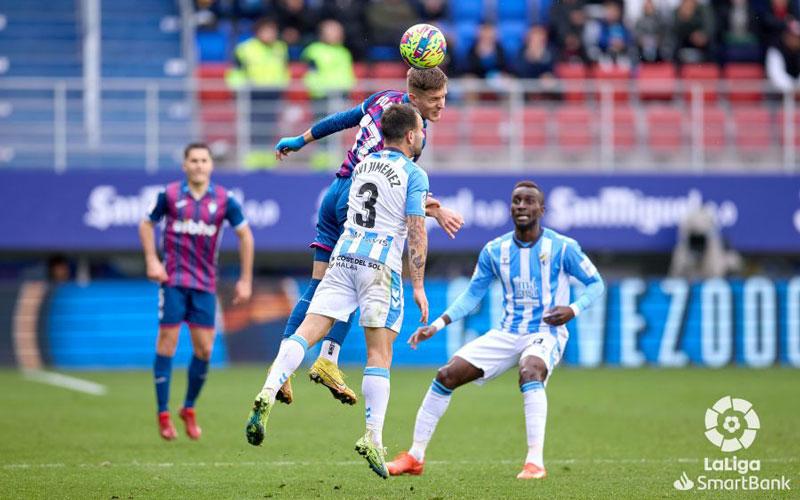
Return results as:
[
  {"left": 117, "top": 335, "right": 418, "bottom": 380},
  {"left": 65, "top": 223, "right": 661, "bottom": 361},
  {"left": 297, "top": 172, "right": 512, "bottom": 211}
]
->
[
  {"left": 425, "top": 195, "right": 464, "bottom": 239},
  {"left": 406, "top": 214, "right": 429, "bottom": 324},
  {"left": 233, "top": 224, "right": 254, "bottom": 305},
  {"left": 274, "top": 101, "right": 367, "bottom": 161},
  {"left": 138, "top": 220, "right": 168, "bottom": 283}
]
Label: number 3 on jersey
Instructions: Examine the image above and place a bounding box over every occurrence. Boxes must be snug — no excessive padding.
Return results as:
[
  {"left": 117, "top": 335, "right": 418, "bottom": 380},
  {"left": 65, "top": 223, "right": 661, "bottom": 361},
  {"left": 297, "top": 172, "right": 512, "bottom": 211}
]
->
[{"left": 355, "top": 182, "right": 378, "bottom": 228}]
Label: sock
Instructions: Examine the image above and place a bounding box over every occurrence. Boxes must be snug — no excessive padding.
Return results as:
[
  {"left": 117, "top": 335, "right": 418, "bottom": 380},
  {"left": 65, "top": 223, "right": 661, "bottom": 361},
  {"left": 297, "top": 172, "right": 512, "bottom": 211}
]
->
[
  {"left": 409, "top": 379, "right": 453, "bottom": 462},
  {"left": 283, "top": 279, "right": 321, "bottom": 339},
  {"left": 322, "top": 313, "right": 353, "bottom": 347},
  {"left": 521, "top": 381, "right": 547, "bottom": 467},
  {"left": 362, "top": 367, "right": 391, "bottom": 449},
  {"left": 183, "top": 355, "right": 209, "bottom": 409},
  {"left": 318, "top": 339, "right": 340, "bottom": 364},
  {"left": 154, "top": 354, "right": 173, "bottom": 413},
  {"left": 261, "top": 334, "right": 308, "bottom": 402}
]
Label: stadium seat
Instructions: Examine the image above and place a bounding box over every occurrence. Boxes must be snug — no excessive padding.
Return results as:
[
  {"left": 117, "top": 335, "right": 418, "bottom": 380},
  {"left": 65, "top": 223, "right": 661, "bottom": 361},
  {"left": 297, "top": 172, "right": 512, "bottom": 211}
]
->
[
  {"left": 777, "top": 109, "right": 800, "bottom": 146},
  {"left": 196, "top": 31, "right": 229, "bottom": 62},
  {"left": 732, "top": 106, "right": 772, "bottom": 154},
  {"left": 200, "top": 102, "right": 236, "bottom": 144},
  {"left": 464, "top": 106, "right": 506, "bottom": 148},
  {"left": 645, "top": 105, "right": 683, "bottom": 153},
  {"left": 450, "top": 0, "right": 484, "bottom": 23},
  {"left": 612, "top": 106, "right": 637, "bottom": 150},
  {"left": 681, "top": 64, "right": 720, "bottom": 103},
  {"left": 522, "top": 106, "right": 549, "bottom": 148},
  {"left": 349, "top": 63, "right": 371, "bottom": 102},
  {"left": 555, "top": 105, "right": 594, "bottom": 152},
  {"left": 590, "top": 65, "right": 631, "bottom": 102},
  {"left": 637, "top": 63, "right": 677, "bottom": 101},
  {"left": 554, "top": 63, "right": 588, "bottom": 102},
  {"left": 701, "top": 105, "right": 727, "bottom": 152},
  {"left": 497, "top": 0, "right": 528, "bottom": 21},
  {"left": 723, "top": 63, "right": 765, "bottom": 103},
  {"left": 285, "top": 62, "right": 310, "bottom": 102},
  {"left": 371, "top": 62, "right": 407, "bottom": 81},
  {"left": 197, "top": 63, "right": 233, "bottom": 102},
  {"left": 498, "top": 21, "right": 528, "bottom": 61},
  {"left": 430, "top": 107, "right": 461, "bottom": 148}
]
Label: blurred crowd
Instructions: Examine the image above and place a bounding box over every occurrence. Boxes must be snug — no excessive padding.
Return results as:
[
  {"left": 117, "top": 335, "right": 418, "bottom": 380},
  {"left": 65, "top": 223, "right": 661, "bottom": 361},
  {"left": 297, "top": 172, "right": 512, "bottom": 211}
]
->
[{"left": 195, "top": 0, "right": 800, "bottom": 87}]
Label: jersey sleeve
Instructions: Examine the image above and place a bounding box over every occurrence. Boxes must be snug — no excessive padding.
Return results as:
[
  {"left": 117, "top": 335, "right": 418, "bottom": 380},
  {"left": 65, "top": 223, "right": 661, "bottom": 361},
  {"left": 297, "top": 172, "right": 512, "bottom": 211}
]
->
[
  {"left": 224, "top": 191, "right": 248, "bottom": 229},
  {"left": 562, "top": 240, "right": 605, "bottom": 316},
  {"left": 405, "top": 167, "right": 429, "bottom": 217},
  {"left": 146, "top": 189, "right": 167, "bottom": 222},
  {"left": 442, "top": 244, "right": 496, "bottom": 323}
]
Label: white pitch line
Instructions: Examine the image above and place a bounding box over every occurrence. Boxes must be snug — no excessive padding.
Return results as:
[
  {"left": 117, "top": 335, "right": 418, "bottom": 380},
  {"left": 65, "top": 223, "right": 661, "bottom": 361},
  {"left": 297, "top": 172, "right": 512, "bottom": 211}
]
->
[
  {"left": 3, "top": 457, "right": 797, "bottom": 470},
  {"left": 22, "top": 370, "right": 107, "bottom": 396}
]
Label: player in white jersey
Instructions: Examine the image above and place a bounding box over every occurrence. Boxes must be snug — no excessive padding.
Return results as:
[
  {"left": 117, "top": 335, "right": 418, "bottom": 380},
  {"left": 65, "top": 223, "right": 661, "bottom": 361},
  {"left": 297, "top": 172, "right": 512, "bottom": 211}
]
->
[
  {"left": 246, "top": 104, "right": 430, "bottom": 480},
  {"left": 387, "top": 181, "right": 605, "bottom": 480}
]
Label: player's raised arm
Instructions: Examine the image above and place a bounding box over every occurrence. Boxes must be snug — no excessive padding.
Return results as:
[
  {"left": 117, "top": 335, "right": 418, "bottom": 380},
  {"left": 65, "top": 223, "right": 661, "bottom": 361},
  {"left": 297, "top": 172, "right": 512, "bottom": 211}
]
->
[
  {"left": 409, "top": 243, "right": 495, "bottom": 349},
  {"left": 274, "top": 92, "right": 381, "bottom": 160},
  {"left": 544, "top": 241, "right": 606, "bottom": 326},
  {"left": 139, "top": 190, "right": 168, "bottom": 283}
]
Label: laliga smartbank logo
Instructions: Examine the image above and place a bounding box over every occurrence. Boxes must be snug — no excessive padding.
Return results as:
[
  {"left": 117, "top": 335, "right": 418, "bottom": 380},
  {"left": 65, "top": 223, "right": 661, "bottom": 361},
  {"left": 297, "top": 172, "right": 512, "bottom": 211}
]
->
[{"left": 673, "top": 396, "right": 791, "bottom": 492}]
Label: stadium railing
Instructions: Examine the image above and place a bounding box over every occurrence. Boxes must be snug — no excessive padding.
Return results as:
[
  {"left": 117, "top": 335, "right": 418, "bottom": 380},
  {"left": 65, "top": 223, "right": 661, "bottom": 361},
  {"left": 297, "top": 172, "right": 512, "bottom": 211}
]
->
[{"left": 0, "top": 77, "right": 796, "bottom": 172}]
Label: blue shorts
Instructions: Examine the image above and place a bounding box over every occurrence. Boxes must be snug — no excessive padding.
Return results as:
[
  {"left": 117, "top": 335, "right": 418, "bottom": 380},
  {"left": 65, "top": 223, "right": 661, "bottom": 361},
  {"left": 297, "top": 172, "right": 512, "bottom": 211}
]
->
[
  {"left": 311, "top": 175, "right": 352, "bottom": 262},
  {"left": 159, "top": 285, "right": 216, "bottom": 328}
]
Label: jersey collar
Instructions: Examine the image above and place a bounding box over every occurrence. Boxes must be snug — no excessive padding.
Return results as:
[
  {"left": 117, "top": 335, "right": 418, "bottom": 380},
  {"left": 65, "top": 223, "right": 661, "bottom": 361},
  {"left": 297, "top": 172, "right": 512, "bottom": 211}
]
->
[{"left": 181, "top": 180, "right": 214, "bottom": 200}]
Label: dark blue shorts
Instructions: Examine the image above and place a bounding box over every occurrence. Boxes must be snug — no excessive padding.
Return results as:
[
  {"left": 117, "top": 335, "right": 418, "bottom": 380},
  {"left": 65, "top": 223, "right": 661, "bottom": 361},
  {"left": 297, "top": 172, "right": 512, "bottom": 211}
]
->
[
  {"left": 159, "top": 285, "right": 216, "bottom": 328},
  {"left": 311, "top": 175, "right": 352, "bottom": 262}
]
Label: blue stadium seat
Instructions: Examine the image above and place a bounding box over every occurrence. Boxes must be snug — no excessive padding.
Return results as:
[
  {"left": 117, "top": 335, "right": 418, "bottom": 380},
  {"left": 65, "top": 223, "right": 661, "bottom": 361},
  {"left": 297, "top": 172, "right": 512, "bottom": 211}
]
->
[
  {"left": 498, "top": 21, "right": 528, "bottom": 60},
  {"left": 497, "top": 0, "right": 528, "bottom": 21},
  {"left": 450, "top": 0, "right": 484, "bottom": 22},
  {"left": 532, "top": 0, "right": 554, "bottom": 25},
  {"left": 197, "top": 31, "right": 229, "bottom": 62}
]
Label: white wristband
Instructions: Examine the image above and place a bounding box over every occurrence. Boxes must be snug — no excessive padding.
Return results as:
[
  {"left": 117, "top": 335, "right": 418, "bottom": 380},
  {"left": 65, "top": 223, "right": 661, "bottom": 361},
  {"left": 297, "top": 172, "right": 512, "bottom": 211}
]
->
[
  {"left": 430, "top": 317, "right": 446, "bottom": 332},
  {"left": 569, "top": 304, "right": 581, "bottom": 317}
]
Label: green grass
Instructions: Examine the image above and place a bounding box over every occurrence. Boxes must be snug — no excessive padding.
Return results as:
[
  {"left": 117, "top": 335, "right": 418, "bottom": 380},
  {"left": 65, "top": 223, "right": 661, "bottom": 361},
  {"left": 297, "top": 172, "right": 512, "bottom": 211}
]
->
[{"left": 0, "top": 366, "right": 798, "bottom": 499}]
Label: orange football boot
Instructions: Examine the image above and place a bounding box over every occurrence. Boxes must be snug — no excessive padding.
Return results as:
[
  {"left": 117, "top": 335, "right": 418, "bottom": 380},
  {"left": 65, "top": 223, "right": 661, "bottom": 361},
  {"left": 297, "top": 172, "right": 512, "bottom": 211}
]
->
[
  {"left": 516, "top": 463, "right": 547, "bottom": 479},
  {"left": 158, "top": 411, "right": 177, "bottom": 441},
  {"left": 386, "top": 451, "right": 424, "bottom": 476},
  {"left": 179, "top": 407, "right": 202, "bottom": 440}
]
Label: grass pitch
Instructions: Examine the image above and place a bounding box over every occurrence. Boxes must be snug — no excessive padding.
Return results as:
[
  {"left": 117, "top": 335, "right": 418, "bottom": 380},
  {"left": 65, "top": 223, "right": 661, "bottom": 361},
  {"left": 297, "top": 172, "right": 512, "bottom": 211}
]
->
[{"left": 0, "top": 366, "right": 797, "bottom": 499}]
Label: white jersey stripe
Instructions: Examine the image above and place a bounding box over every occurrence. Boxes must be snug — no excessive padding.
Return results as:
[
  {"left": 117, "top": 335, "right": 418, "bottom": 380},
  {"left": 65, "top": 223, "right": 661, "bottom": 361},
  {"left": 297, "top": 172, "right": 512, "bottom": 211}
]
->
[
  {"left": 538, "top": 237, "right": 553, "bottom": 333},
  {"left": 518, "top": 247, "right": 533, "bottom": 333},
  {"left": 499, "top": 239, "right": 514, "bottom": 332}
]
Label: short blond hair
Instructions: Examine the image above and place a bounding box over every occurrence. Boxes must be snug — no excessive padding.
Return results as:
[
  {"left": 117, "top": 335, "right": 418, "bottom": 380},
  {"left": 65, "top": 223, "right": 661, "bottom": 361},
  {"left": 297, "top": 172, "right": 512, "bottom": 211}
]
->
[{"left": 407, "top": 67, "right": 448, "bottom": 94}]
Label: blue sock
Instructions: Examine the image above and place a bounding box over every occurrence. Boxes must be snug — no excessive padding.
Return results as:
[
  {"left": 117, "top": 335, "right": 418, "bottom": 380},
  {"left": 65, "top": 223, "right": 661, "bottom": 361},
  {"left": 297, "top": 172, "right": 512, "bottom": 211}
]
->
[
  {"left": 283, "top": 278, "right": 321, "bottom": 339},
  {"left": 184, "top": 355, "right": 209, "bottom": 409},
  {"left": 154, "top": 354, "right": 173, "bottom": 413},
  {"left": 324, "top": 313, "right": 354, "bottom": 346}
]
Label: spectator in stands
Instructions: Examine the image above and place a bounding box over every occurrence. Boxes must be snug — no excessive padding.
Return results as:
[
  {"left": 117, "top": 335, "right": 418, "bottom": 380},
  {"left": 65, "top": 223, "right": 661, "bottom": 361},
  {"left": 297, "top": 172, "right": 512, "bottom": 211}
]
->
[
  {"left": 319, "top": 0, "right": 369, "bottom": 60},
  {"left": 275, "top": 0, "right": 318, "bottom": 46},
  {"left": 766, "top": 23, "right": 800, "bottom": 91},
  {"left": 301, "top": 19, "right": 356, "bottom": 168},
  {"left": 672, "top": 0, "right": 716, "bottom": 63},
  {"left": 465, "top": 22, "right": 512, "bottom": 79},
  {"left": 758, "top": 0, "right": 800, "bottom": 48},
  {"left": 516, "top": 26, "right": 557, "bottom": 82},
  {"left": 713, "top": 0, "right": 761, "bottom": 62},
  {"left": 586, "top": 0, "right": 635, "bottom": 68},
  {"left": 226, "top": 17, "right": 290, "bottom": 168},
  {"left": 47, "top": 254, "right": 71, "bottom": 283},
  {"left": 669, "top": 206, "right": 741, "bottom": 279},
  {"left": 413, "top": 0, "right": 449, "bottom": 25},
  {"left": 549, "top": 0, "right": 590, "bottom": 63},
  {"left": 634, "top": 0, "right": 674, "bottom": 62},
  {"left": 366, "top": 0, "right": 418, "bottom": 47}
]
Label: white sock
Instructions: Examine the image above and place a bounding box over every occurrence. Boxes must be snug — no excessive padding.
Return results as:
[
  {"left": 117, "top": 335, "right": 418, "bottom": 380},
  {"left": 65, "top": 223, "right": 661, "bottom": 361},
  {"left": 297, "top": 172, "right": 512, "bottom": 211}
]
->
[
  {"left": 260, "top": 335, "right": 307, "bottom": 403},
  {"left": 408, "top": 379, "right": 453, "bottom": 462},
  {"left": 521, "top": 381, "right": 547, "bottom": 467},
  {"left": 362, "top": 367, "right": 391, "bottom": 448},
  {"left": 319, "top": 339, "right": 340, "bottom": 364}
]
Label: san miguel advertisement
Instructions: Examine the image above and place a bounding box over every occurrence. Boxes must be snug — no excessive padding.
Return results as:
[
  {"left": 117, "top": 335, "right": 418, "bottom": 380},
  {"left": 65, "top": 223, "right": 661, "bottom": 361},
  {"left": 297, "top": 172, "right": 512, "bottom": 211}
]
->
[{"left": 0, "top": 172, "right": 798, "bottom": 252}]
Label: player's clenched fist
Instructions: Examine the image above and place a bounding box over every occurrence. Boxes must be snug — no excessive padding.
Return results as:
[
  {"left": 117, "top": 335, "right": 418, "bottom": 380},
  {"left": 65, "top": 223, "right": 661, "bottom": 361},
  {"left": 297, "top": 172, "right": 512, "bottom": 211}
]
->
[
  {"left": 542, "top": 306, "right": 575, "bottom": 326},
  {"left": 274, "top": 135, "right": 307, "bottom": 160},
  {"left": 145, "top": 258, "right": 169, "bottom": 283},
  {"left": 233, "top": 279, "right": 252, "bottom": 305}
]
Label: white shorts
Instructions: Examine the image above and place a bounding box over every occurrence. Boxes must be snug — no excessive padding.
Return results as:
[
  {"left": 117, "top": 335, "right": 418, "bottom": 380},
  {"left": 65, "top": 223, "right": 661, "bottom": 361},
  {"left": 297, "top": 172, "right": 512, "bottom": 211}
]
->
[
  {"left": 453, "top": 329, "right": 567, "bottom": 384},
  {"left": 307, "top": 255, "right": 404, "bottom": 332}
]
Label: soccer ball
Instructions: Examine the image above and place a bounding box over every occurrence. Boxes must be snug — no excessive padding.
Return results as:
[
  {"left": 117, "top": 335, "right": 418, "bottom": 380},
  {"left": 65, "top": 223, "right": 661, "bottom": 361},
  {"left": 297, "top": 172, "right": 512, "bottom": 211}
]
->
[{"left": 399, "top": 23, "right": 447, "bottom": 69}]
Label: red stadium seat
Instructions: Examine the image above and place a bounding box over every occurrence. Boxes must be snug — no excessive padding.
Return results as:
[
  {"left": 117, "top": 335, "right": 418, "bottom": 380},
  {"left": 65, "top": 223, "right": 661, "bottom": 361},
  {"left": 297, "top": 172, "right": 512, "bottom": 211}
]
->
[
  {"left": 612, "top": 106, "right": 637, "bottom": 150},
  {"left": 554, "top": 63, "right": 588, "bottom": 102},
  {"left": 732, "top": 106, "right": 772, "bottom": 153},
  {"left": 464, "top": 106, "right": 506, "bottom": 147},
  {"left": 645, "top": 105, "right": 683, "bottom": 152},
  {"left": 522, "top": 106, "right": 548, "bottom": 148},
  {"left": 777, "top": 109, "right": 800, "bottom": 146},
  {"left": 637, "top": 63, "right": 677, "bottom": 101},
  {"left": 701, "top": 105, "right": 727, "bottom": 151},
  {"left": 429, "top": 107, "right": 461, "bottom": 148},
  {"left": 350, "top": 63, "right": 372, "bottom": 102},
  {"left": 199, "top": 102, "right": 236, "bottom": 143},
  {"left": 590, "top": 65, "right": 631, "bottom": 102},
  {"left": 681, "top": 64, "right": 720, "bottom": 103},
  {"left": 372, "top": 62, "right": 408, "bottom": 80},
  {"left": 197, "top": 63, "right": 233, "bottom": 102},
  {"left": 555, "top": 105, "right": 594, "bottom": 152},
  {"left": 285, "top": 62, "right": 310, "bottom": 102},
  {"left": 723, "top": 63, "right": 765, "bottom": 103}
]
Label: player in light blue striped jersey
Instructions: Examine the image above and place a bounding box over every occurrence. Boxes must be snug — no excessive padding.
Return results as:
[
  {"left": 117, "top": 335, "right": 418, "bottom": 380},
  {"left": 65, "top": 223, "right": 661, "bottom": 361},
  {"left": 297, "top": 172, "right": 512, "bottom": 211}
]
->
[
  {"left": 246, "top": 104, "right": 430, "bottom": 479},
  {"left": 387, "top": 180, "right": 605, "bottom": 480}
]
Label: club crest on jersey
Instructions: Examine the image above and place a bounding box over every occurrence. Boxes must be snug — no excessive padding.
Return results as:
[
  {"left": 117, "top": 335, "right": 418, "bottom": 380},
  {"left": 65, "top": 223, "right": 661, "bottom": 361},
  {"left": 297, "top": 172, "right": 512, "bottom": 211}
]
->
[{"left": 208, "top": 201, "right": 217, "bottom": 214}]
